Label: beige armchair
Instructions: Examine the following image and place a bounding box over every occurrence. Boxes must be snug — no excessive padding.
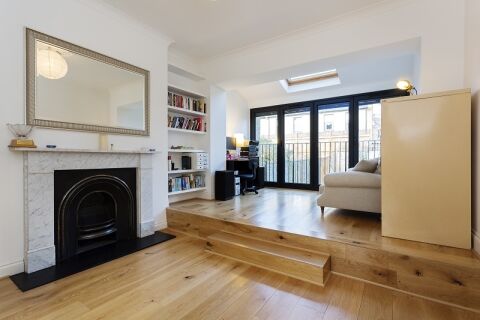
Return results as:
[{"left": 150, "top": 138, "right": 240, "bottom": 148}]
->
[{"left": 317, "top": 158, "right": 381, "bottom": 214}]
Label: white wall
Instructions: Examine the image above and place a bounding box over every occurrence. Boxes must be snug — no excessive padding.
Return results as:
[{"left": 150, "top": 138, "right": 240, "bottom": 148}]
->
[
  {"left": 0, "top": 0, "right": 171, "bottom": 276},
  {"left": 209, "top": 86, "right": 227, "bottom": 197},
  {"left": 465, "top": 0, "right": 480, "bottom": 254},
  {"left": 226, "top": 91, "right": 250, "bottom": 139}
]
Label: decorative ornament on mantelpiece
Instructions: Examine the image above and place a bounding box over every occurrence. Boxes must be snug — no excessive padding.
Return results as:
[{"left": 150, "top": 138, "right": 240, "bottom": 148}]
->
[{"left": 7, "top": 124, "right": 37, "bottom": 148}]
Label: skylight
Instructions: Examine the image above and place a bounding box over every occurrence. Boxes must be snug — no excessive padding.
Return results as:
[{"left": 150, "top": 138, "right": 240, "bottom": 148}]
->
[
  {"left": 280, "top": 69, "right": 340, "bottom": 93},
  {"left": 287, "top": 69, "right": 338, "bottom": 85}
]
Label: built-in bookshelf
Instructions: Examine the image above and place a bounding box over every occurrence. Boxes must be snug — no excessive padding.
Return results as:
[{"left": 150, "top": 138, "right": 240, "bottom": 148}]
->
[
  {"left": 167, "top": 86, "right": 207, "bottom": 134},
  {"left": 168, "top": 149, "right": 206, "bottom": 153},
  {"left": 168, "top": 169, "right": 207, "bottom": 174},
  {"left": 167, "top": 106, "right": 206, "bottom": 117},
  {"left": 168, "top": 173, "right": 206, "bottom": 194},
  {"left": 168, "top": 127, "right": 207, "bottom": 135},
  {"left": 168, "top": 187, "right": 207, "bottom": 196},
  {"left": 167, "top": 85, "right": 209, "bottom": 198}
]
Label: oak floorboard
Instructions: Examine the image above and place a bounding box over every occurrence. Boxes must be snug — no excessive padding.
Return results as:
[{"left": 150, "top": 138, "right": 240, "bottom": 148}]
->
[
  {"left": 322, "top": 275, "right": 365, "bottom": 320},
  {"left": 217, "top": 271, "right": 288, "bottom": 320},
  {"left": 181, "top": 267, "right": 270, "bottom": 320},
  {"left": 392, "top": 291, "right": 480, "bottom": 320},
  {"left": 357, "top": 284, "right": 393, "bottom": 320},
  {"left": 253, "top": 277, "right": 308, "bottom": 319}
]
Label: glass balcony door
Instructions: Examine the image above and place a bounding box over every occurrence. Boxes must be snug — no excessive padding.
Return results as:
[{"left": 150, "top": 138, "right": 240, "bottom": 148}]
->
[
  {"left": 283, "top": 106, "right": 311, "bottom": 185},
  {"left": 255, "top": 111, "right": 278, "bottom": 183},
  {"left": 316, "top": 101, "right": 352, "bottom": 185},
  {"left": 357, "top": 99, "right": 382, "bottom": 161}
]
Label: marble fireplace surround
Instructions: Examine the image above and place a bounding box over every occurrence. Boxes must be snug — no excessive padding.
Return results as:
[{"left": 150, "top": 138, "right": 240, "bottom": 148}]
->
[{"left": 17, "top": 148, "right": 156, "bottom": 273}]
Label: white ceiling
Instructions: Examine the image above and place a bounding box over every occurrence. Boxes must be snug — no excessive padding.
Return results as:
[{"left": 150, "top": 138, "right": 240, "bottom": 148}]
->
[
  {"left": 238, "top": 54, "right": 415, "bottom": 108},
  {"left": 99, "top": 0, "right": 390, "bottom": 59},
  {"left": 235, "top": 40, "right": 420, "bottom": 108}
]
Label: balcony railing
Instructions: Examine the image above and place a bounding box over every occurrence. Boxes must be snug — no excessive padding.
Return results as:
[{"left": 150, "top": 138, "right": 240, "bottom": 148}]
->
[
  {"left": 258, "top": 144, "right": 278, "bottom": 182},
  {"left": 359, "top": 139, "right": 381, "bottom": 161},
  {"left": 319, "top": 141, "right": 348, "bottom": 185},
  {"left": 285, "top": 143, "right": 310, "bottom": 184},
  {"left": 258, "top": 139, "right": 380, "bottom": 184}
]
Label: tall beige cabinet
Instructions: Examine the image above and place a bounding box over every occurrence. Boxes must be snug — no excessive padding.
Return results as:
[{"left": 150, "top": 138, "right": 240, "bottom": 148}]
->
[{"left": 381, "top": 89, "right": 471, "bottom": 249}]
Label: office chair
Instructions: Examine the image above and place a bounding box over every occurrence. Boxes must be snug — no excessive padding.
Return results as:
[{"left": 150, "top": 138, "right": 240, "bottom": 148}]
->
[{"left": 237, "top": 158, "right": 259, "bottom": 195}]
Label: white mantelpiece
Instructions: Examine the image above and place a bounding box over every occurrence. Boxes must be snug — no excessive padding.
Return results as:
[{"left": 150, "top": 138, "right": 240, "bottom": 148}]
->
[{"left": 15, "top": 148, "right": 156, "bottom": 273}]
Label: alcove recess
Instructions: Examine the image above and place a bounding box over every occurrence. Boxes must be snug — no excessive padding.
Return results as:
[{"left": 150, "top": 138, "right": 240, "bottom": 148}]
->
[{"left": 167, "top": 85, "right": 209, "bottom": 202}]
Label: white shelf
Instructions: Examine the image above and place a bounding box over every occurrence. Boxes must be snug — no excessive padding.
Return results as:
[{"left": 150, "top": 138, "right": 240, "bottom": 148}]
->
[
  {"left": 168, "top": 85, "right": 207, "bottom": 99},
  {"left": 168, "top": 169, "right": 207, "bottom": 175},
  {"left": 168, "top": 187, "right": 207, "bottom": 196},
  {"left": 168, "top": 128, "right": 207, "bottom": 135},
  {"left": 168, "top": 106, "right": 207, "bottom": 117},
  {"left": 168, "top": 149, "right": 206, "bottom": 153}
]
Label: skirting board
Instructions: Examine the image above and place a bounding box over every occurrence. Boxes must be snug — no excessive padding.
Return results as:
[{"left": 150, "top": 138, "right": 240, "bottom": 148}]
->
[
  {"left": 155, "top": 221, "right": 168, "bottom": 230},
  {"left": 474, "top": 231, "right": 480, "bottom": 256},
  {"left": 0, "top": 261, "right": 24, "bottom": 278}
]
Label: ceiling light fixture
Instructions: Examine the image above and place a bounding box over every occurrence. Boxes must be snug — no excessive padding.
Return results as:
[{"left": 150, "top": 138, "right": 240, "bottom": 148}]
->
[{"left": 37, "top": 47, "right": 68, "bottom": 80}]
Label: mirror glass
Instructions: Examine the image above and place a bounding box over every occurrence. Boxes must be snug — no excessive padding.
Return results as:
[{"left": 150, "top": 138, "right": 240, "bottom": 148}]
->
[{"left": 27, "top": 29, "right": 149, "bottom": 136}]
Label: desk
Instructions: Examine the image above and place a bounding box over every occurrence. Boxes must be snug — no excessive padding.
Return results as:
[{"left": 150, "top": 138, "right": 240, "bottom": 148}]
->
[
  {"left": 226, "top": 158, "right": 257, "bottom": 173},
  {"left": 226, "top": 158, "right": 264, "bottom": 189}
]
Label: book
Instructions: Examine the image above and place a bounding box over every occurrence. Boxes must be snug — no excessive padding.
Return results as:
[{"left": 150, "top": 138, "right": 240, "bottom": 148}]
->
[
  {"left": 167, "top": 91, "right": 207, "bottom": 113},
  {"left": 168, "top": 174, "right": 205, "bottom": 193},
  {"left": 168, "top": 115, "right": 206, "bottom": 132}
]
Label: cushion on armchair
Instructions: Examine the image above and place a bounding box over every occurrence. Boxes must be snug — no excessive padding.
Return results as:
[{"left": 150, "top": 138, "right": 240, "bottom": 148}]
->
[{"left": 350, "top": 158, "right": 379, "bottom": 173}]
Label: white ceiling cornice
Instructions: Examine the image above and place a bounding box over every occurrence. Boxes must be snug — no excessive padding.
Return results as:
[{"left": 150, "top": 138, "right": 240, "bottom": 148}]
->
[{"left": 77, "top": 0, "right": 174, "bottom": 45}]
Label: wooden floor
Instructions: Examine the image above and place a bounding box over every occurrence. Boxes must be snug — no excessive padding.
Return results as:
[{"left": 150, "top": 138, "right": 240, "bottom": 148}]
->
[
  {"left": 0, "top": 231, "right": 478, "bottom": 320},
  {"left": 170, "top": 188, "right": 478, "bottom": 260}
]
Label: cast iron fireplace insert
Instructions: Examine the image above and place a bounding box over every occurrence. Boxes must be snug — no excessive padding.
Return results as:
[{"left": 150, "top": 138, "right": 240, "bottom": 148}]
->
[{"left": 54, "top": 168, "right": 137, "bottom": 262}]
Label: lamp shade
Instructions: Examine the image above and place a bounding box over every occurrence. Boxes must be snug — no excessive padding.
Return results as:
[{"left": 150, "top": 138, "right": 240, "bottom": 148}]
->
[
  {"left": 396, "top": 80, "right": 413, "bottom": 91},
  {"left": 37, "top": 48, "right": 68, "bottom": 80},
  {"left": 234, "top": 133, "right": 245, "bottom": 147}
]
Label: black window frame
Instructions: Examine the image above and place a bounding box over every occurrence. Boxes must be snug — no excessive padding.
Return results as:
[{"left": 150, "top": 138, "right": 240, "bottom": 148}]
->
[{"left": 250, "top": 89, "right": 407, "bottom": 190}]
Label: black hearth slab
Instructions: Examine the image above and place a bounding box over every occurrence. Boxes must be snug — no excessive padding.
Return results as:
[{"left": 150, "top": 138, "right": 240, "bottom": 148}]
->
[{"left": 10, "top": 231, "right": 175, "bottom": 292}]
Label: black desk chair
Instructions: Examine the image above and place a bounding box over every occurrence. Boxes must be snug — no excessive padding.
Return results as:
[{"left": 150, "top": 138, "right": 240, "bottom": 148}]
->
[{"left": 237, "top": 158, "right": 259, "bottom": 195}]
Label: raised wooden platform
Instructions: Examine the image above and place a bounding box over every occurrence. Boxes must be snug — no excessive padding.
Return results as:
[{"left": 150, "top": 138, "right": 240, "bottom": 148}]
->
[{"left": 167, "top": 188, "right": 480, "bottom": 313}]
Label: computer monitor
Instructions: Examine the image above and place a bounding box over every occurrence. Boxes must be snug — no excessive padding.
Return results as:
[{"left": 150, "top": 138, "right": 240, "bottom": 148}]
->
[{"left": 226, "top": 137, "right": 236, "bottom": 150}]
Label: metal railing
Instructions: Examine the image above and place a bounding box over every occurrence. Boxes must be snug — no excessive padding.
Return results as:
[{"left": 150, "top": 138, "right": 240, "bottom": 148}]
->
[
  {"left": 359, "top": 139, "right": 381, "bottom": 161},
  {"left": 318, "top": 141, "right": 349, "bottom": 185},
  {"left": 258, "top": 139, "right": 380, "bottom": 185},
  {"left": 258, "top": 144, "right": 278, "bottom": 182},
  {"left": 285, "top": 142, "right": 310, "bottom": 184}
]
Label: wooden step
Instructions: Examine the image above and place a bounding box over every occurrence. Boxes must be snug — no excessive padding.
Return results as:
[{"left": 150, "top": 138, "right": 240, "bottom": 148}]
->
[{"left": 205, "top": 232, "right": 331, "bottom": 286}]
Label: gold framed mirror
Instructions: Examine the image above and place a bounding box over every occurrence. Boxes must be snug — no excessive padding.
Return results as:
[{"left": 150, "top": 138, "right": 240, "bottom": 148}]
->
[{"left": 26, "top": 28, "right": 150, "bottom": 136}]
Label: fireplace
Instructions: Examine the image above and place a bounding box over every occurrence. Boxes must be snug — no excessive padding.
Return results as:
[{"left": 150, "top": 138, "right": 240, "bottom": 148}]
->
[
  {"left": 10, "top": 149, "right": 175, "bottom": 291},
  {"left": 54, "top": 168, "right": 137, "bottom": 262}
]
